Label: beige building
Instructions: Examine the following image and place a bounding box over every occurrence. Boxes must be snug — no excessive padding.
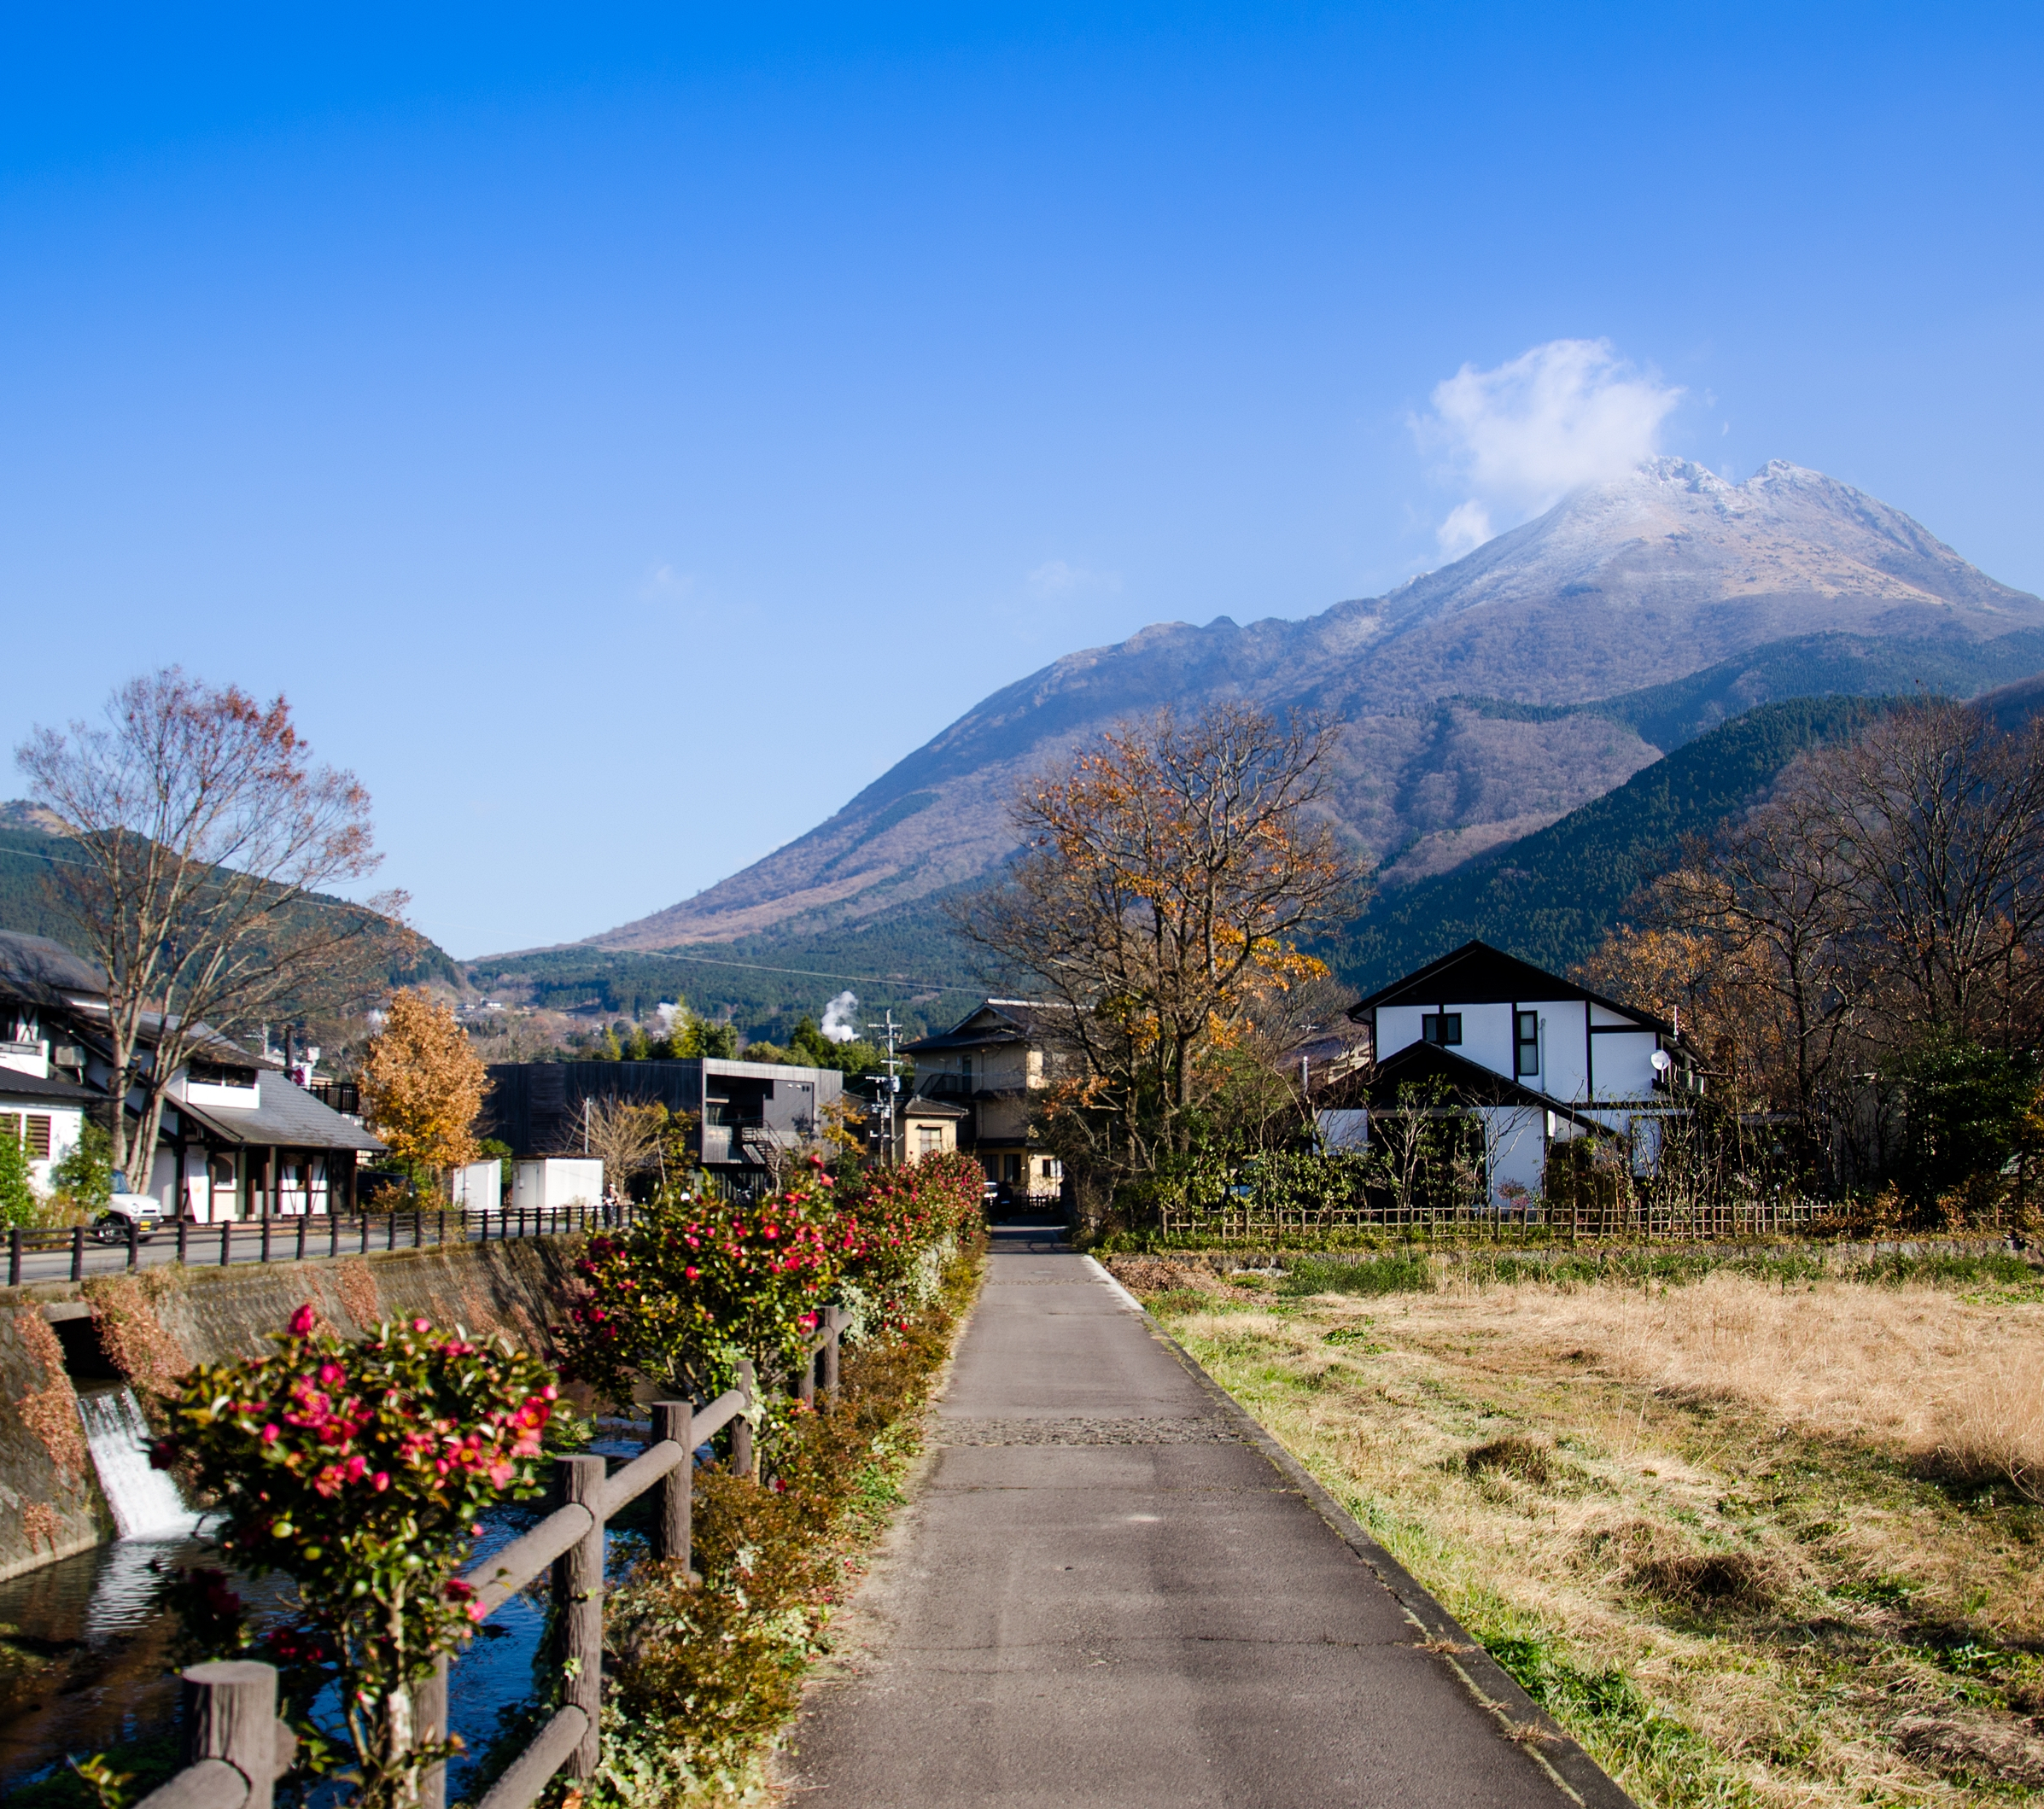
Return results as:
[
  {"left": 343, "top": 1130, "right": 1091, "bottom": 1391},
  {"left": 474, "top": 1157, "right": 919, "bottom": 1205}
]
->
[{"left": 904, "top": 1001, "right": 1066, "bottom": 1203}]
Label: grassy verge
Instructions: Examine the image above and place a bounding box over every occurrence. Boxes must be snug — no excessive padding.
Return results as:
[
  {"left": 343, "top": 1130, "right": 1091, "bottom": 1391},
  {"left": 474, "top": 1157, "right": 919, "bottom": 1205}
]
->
[{"left": 1116, "top": 1253, "right": 2044, "bottom": 1806}]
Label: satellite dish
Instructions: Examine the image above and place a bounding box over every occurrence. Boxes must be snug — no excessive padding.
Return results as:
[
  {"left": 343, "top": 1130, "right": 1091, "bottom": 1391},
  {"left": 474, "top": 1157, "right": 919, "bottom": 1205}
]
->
[{"left": 1650, "top": 1049, "right": 1673, "bottom": 1072}]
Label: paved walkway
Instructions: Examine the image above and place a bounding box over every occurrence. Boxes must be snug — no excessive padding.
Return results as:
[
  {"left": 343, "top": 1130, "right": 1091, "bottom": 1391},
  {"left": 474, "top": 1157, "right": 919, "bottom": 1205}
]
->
[{"left": 790, "top": 1224, "right": 1631, "bottom": 1808}]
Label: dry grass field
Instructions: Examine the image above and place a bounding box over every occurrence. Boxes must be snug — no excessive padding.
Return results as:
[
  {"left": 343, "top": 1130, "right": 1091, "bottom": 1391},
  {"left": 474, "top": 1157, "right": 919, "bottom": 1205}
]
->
[{"left": 1113, "top": 1251, "right": 2044, "bottom": 1807}]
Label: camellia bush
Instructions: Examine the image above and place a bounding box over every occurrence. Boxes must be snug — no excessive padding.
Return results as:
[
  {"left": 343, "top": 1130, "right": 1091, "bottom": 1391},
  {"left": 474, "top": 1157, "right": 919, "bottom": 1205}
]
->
[
  {"left": 155, "top": 1305, "right": 561, "bottom": 1809},
  {"left": 558, "top": 1159, "right": 847, "bottom": 1408},
  {"left": 558, "top": 1153, "right": 987, "bottom": 1412}
]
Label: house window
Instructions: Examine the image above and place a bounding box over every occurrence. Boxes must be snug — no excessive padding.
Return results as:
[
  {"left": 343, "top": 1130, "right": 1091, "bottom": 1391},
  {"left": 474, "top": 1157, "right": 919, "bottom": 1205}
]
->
[
  {"left": 1420, "top": 1013, "right": 1463, "bottom": 1046},
  {"left": 1515, "top": 1012, "right": 1539, "bottom": 1077},
  {"left": 917, "top": 1126, "right": 943, "bottom": 1156},
  {"left": 0, "top": 1113, "right": 51, "bottom": 1158},
  {"left": 961, "top": 1055, "right": 972, "bottom": 1088}
]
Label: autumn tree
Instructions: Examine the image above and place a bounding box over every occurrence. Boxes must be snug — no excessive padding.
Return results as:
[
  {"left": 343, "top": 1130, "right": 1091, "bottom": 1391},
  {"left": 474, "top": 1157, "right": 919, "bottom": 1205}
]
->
[
  {"left": 953, "top": 703, "right": 1367, "bottom": 1181},
  {"left": 358, "top": 989, "right": 488, "bottom": 1196},
  {"left": 16, "top": 670, "right": 412, "bottom": 1189}
]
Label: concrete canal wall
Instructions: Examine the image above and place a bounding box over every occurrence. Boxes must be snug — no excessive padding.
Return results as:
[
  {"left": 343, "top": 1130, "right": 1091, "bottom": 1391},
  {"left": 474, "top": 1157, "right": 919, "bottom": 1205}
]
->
[{"left": 0, "top": 1236, "right": 582, "bottom": 1583}]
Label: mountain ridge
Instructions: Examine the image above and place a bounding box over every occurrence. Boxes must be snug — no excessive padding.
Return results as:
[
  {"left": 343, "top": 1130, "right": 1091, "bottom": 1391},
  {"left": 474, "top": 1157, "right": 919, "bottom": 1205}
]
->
[{"left": 576, "top": 457, "right": 2044, "bottom": 954}]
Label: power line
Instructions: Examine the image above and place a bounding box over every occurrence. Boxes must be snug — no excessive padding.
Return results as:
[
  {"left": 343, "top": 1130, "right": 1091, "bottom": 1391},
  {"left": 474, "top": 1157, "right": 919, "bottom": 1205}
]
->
[
  {"left": 486, "top": 948, "right": 984, "bottom": 995},
  {"left": 5, "top": 842, "right": 982, "bottom": 999}
]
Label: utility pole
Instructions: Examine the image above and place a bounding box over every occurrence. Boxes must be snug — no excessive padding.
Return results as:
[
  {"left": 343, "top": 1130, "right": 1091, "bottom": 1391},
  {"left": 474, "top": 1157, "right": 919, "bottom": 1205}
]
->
[{"left": 867, "top": 1010, "right": 903, "bottom": 1165}]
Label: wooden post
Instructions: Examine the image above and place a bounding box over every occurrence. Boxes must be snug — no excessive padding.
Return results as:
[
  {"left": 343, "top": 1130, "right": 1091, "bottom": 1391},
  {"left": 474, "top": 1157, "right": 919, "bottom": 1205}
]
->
[
  {"left": 261, "top": 1216, "right": 272, "bottom": 1263},
  {"left": 730, "top": 1360, "right": 757, "bottom": 1480},
  {"left": 127, "top": 1218, "right": 140, "bottom": 1271},
  {"left": 70, "top": 1223, "right": 85, "bottom": 1281},
  {"left": 415, "top": 1653, "right": 451, "bottom": 1809},
  {"left": 438, "top": 1209, "right": 447, "bottom": 1248},
  {"left": 822, "top": 1308, "right": 844, "bottom": 1402},
  {"left": 220, "top": 1221, "right": 232, "bottom": 1268},
  {"left": 295, "top": 1217, "right": 307, "bottom": 1261},
  {"left": 797, "top": 1343, "right": 816, "bottom": 1409},
  {"left": 182, "top": 1660, "right": 280, "bottom": 1809},
  {"left": 651, "top": 1400, "right": 693, "bottom": 1569},
  {"left": 8, "top": 1227, "right": 19, "bottom": 1287},
  {"left": 177, "top": 1218, "right": 188, "bottom": 1265},
  {"left": 359, "top": 1216, "right": 369, "bottom": 1255},
  {"left": 554, "top": 1454, "right": 606, "bottom": 1778}
]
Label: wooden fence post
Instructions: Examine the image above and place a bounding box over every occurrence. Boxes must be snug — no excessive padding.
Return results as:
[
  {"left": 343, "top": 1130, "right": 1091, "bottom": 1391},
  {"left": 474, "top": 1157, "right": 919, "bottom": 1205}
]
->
[
  {"left": 415, "top": 1654, "right": 451, "bottom": 1809},
  {"left": 330, "top": 1215, "right": 341, "bottom": 1259},
  {"left": 554, "top": 1455, "right": 606, "bottom": 1778},
  {"left": 822, "top": 1308, "right": 845, "bottom": 1402},
  {"left": 71, "top": 1223, "right": 85, "bottom": 1282},
  {"left": 730, "top": 1361, "right": 757, "bottom": 1480},
  {"left": 651, "top": 1400, "right": 693, "bottom": 1571},
  {"left": 128, "top": 1219, "right": 140, "bottom": 1271},
  {"left": 8, "top": 1227, "right": 19, "bottom": 1287},
  {"left": 177, "top": 1218, "right": 189, "bottom": 1264},
  {"left": 220, "top": 1222, "right": 232, "bottom": 1269},
  {"left": 181, "top": 1660, "right": 281, "bottom": 1809}
]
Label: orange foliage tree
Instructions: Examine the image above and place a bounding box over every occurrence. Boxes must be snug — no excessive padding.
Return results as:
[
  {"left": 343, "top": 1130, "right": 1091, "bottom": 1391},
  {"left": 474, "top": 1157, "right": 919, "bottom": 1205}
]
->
[
  {"left": 358, "top": 989, "right": 487, "bottom": 1196},
  {"left": 953, "top": 703, "right": 1366, "bottom": 1178}
]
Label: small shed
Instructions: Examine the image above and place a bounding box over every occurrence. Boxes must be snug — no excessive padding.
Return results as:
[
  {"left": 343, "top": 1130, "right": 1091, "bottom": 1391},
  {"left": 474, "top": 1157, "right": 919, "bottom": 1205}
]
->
[{"left": 512, "top": 1157, "right": 604, "bottom": 1212}]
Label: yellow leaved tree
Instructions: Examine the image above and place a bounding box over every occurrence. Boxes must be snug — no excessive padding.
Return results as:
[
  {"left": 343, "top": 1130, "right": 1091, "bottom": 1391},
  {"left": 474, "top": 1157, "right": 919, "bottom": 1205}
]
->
[{"left": 358, "top": 989, "right": 488, "bottom": 1199}]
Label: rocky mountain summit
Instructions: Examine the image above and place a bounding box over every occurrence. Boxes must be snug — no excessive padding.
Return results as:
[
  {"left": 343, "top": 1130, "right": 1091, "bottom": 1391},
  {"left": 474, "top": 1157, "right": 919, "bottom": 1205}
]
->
[{"left": 589, "top": 458, "right": 2044, "bottom": 952}]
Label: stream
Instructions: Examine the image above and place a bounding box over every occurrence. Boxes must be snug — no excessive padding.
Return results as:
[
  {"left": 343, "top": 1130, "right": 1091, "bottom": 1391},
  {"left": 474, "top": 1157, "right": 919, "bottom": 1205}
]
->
[{"left": 0, "top": 1392, "right": 650, "bottom": 1805}]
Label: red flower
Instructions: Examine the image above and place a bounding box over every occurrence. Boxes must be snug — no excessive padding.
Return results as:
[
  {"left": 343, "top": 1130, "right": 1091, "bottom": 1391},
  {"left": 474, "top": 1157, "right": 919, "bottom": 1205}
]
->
[{"left": 289, "top": 1304, "right": 317, "bottom": 1336}]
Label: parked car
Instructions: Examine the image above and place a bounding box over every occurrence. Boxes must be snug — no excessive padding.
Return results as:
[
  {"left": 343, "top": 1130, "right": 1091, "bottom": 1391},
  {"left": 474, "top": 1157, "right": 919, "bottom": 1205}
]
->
[{"left": 92, "top": 1172, "right": 164, "bottom": 1243}]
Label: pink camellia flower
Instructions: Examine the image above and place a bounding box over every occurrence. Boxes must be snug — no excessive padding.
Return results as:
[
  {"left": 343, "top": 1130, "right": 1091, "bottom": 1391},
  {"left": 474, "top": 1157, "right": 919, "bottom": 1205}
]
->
[
  {"left": 412, "top": 1318, "right": 432, "bottom": 1333},
  {"left": 261, "top": 1424, "right": 281, "bottom": 1444},
  {"left": 468, "top": 1601, "right": 488, "bottom": 1622},
  {"left": 289, "top": 1304, "right": 317, "bottom": 1336},
  {"left": 373, "top": 1472, "right": 391, "bottom": 1491},
  {"left": 318, "top": 1361, "right": 345, "bottom": 1386}
]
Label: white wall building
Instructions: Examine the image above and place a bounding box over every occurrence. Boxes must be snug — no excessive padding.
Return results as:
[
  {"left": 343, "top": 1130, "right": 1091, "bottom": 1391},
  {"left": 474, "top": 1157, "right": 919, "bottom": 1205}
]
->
[{"left": 1348, "top": 941, "right": 1702, "bottom": 1205}]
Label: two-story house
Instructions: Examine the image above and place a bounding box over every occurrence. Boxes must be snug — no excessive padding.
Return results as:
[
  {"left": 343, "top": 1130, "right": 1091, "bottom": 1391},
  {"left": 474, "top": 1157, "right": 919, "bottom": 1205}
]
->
[
  {"left": 1346, "top": 941, "right": 1701, "bottom": 1202},
  {"left": 903, "top": 1001, "right": 1066, "bottom": 1199},
  {"left": 0, "top": 929, "right": 384, "bottom": 1220}
]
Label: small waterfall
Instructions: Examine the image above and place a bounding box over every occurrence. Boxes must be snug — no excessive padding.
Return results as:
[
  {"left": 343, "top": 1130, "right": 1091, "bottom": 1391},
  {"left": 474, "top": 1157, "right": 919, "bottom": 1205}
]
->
[{"left": 77, "top": 1387, "right": 201, "bottom": 1541}]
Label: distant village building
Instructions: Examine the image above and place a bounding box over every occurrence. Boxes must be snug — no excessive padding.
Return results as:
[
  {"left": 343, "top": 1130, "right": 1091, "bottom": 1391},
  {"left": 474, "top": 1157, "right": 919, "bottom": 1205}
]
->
[
  {"left": 0, "top": 930, "right": 383, "bottom": 1220},
  {"left": 904, "top": 1001, "right": 1066, "bottom": 1199},
  {"left": 480, "top": 1056, "right": 844, "bottom": 1188},
  {"left": 1346, "top": 941, "right": 1702, "bottom": 1202}
]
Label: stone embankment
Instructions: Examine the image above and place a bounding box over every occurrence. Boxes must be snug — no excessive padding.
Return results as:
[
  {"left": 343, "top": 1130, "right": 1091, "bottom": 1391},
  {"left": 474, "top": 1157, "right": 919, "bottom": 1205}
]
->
[{"left": 0, "top": 1236, "right": 581, "bottom": 1581}]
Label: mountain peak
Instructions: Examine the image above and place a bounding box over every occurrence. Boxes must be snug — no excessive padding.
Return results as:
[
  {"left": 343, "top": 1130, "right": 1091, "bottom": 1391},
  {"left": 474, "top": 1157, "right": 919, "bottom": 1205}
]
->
[{"left": 576, "top": 462, "right": 2044, "bottom": 954}]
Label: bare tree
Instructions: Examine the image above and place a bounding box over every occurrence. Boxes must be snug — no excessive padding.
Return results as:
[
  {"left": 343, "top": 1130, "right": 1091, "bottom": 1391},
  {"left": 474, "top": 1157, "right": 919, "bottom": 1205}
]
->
[
  {"left": 953, "top": 703, "right": 1367, "bottom": 1180},
  {"left": 16, "top": 670, "right": 408, "bottom": 1186},
  {"left": 558, "top": 1095, "right": 669, "bottom": 1195}
]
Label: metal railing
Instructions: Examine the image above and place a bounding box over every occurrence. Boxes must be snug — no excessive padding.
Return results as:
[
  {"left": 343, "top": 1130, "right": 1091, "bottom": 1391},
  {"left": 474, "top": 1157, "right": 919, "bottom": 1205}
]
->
[
  {"left": 4, "top": 1204, "right": 641, "bottom": 1287},
  {"left": 1153, "top": 1195, "right": 1847, "bottom": 1243},
  {"left": 134, "top": 1308, "right": 850, "bottom": 1809}
]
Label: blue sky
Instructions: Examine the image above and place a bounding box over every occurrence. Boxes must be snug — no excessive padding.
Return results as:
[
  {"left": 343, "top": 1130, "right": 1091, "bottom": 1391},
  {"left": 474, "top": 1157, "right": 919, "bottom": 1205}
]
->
[{"left": 4, "top": 4, "right": 2040, "bottom": 960}]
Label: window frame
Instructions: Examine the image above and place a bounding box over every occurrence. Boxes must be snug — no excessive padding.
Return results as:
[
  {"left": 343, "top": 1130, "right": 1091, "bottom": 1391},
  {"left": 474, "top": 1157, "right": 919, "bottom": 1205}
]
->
[
  {"left": 1420, "top": 1012, "right": 1463, "bottom": 1047},
  {"left": 1515, "top": 1011, "right": 1540, "bottom": 1077}
]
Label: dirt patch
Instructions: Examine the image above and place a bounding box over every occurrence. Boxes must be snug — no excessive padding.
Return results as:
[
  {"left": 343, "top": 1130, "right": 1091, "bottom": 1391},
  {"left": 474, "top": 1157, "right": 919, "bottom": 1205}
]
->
[{"left": 1103, "top": 1255, "right": 1218, "bottom": 1294}]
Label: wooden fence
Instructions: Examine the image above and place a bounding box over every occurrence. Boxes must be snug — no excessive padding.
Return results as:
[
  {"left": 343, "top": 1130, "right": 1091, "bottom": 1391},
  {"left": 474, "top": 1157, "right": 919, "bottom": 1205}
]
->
[
  {"left": 134, "top": 1309, "right": 850, "bottom": 1809},
  {"left": 1154, "top": 1194, "right": 1845, "bottom": 1244},
  {"left": 5, "top": 1203, "right": 641, "bottom": 1287}
]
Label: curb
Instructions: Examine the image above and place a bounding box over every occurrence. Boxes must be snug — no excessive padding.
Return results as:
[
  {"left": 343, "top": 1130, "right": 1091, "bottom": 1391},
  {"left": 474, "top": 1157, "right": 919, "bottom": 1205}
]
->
[{"left": 1083, "top": 1256, "right": 1638, "bottom": 1809}]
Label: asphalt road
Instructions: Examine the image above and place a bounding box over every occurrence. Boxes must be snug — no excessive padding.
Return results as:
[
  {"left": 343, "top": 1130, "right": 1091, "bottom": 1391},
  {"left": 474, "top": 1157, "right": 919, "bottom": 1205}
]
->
[{"left": 788, "top": 1223, "right": 1633, "bottom": 1809}]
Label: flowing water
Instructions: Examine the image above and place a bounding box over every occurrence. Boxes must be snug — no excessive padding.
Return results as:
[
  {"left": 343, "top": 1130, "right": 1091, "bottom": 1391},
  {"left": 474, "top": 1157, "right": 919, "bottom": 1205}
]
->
[
  {"left": 0, "top": 1436, "right": 650, "bottom": 1803},
  {"left": 76, "top": 1388, "right": 202, "bottom": 1543}
]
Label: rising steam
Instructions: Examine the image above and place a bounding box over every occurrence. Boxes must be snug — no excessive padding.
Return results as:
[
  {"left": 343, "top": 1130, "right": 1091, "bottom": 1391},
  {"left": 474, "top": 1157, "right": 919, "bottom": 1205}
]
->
[{"left": 821, "top": 990, "right": 860, "bottom": 1043}]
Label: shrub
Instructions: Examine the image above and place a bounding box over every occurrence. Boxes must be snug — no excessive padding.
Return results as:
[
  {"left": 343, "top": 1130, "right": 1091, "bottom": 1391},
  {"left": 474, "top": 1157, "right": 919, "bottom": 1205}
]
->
[
  {"left": 0, "top": 1130, "right": 37, "bottom": 1228},
  {"left": 558, "top": 1158, "right": 846, "bottom": 1407},
  {"left": 50, "top": 1119, "right": 113, "bottom": 1217},
  {"left": 1281, "top": 1252, "right": 1435, "bottom": 1298},
  {"left": 156, "top": 1305, "right": 561, "bottom": 1809}
]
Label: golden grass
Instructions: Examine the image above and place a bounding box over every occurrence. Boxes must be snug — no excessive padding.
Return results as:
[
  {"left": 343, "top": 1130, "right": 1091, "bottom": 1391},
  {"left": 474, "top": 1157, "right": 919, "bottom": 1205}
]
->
[{"left": 1131, "top": 1264, "right": 2044, "bottom": 1807}]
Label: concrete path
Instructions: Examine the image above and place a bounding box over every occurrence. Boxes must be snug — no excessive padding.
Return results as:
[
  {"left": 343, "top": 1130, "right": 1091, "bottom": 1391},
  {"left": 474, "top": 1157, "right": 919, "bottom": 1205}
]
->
[{"left": 789, "top": 1224, "right": 1631, "bottom": 1808}]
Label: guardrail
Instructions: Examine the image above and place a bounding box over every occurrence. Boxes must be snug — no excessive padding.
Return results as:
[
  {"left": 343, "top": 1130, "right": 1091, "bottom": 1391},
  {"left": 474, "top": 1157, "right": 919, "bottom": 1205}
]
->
[
  {"left": 134, "top": 1307, "right": 851, "bottom": 1809},
  {"left": 4, "top": 1203, "right": 641, "bottom": 1287}
]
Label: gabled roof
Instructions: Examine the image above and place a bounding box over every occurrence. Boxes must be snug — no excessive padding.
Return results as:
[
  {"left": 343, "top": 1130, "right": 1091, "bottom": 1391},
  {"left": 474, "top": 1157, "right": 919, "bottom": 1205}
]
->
[
  {"left": 1368, "top": 1042, "right": 1604, "bottom": 1131},
  {"left": 1347, "top": 940, "right": 1672, "bottom": 1034},
  {"left": 0, "top": 1066, "right": 100, "bottom": 1106},
  {"left": 904, "top": 998, "right": 1066, "bottom": 1054},
  {"left": 0, "top": 931, "right": 104, "bottom": 1006},
  {"left": 175, "top": 1077, "right": 385, "bottom": 1153}
]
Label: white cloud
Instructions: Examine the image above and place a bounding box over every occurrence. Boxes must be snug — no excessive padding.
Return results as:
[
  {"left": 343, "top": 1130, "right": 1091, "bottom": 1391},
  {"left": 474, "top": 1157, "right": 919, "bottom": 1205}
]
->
[
  {"left": 1416, "top": 338, "right": 1683, "bottom": 558},
  {"left": 1026, "top": 558, "right": 1121, "bottom": 598}
]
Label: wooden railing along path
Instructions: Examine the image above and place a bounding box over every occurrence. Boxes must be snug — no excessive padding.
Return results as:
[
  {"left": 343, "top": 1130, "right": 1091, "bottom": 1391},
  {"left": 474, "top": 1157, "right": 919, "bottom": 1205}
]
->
[
  {"left": 1155, "top": 1194, "right": 1843, "bottom": 1244},
  {"left": 135, "top": 1310, "right": 851, "bottom": 1809},
  {"left": 5, "top": 1202, "right": 641, "bottom": 1287}
]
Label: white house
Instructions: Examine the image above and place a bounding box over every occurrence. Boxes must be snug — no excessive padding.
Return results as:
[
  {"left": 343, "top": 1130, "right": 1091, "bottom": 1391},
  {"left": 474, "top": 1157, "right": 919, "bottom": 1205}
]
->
[
  {"left": 1345, "top": 941, "right": 1702, "bottom": 1205},
  {"left": 0, "top": 1022, "right": 93, "bottom": 1193}
]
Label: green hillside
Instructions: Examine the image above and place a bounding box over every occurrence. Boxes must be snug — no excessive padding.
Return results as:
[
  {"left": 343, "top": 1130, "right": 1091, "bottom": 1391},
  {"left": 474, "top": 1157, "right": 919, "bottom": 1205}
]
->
[
  {"left": 466, "top": 903, "right": 984, "bottom": 1042},
  {"left": 1457, "top": 627, "right": 2044, "bottom": 753},
  {"left": 1329, "top": 696, "right": 1886, "bottom": 995},
  {"left": 0, "top": 824, "right": 464, "bottom": 993}
]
